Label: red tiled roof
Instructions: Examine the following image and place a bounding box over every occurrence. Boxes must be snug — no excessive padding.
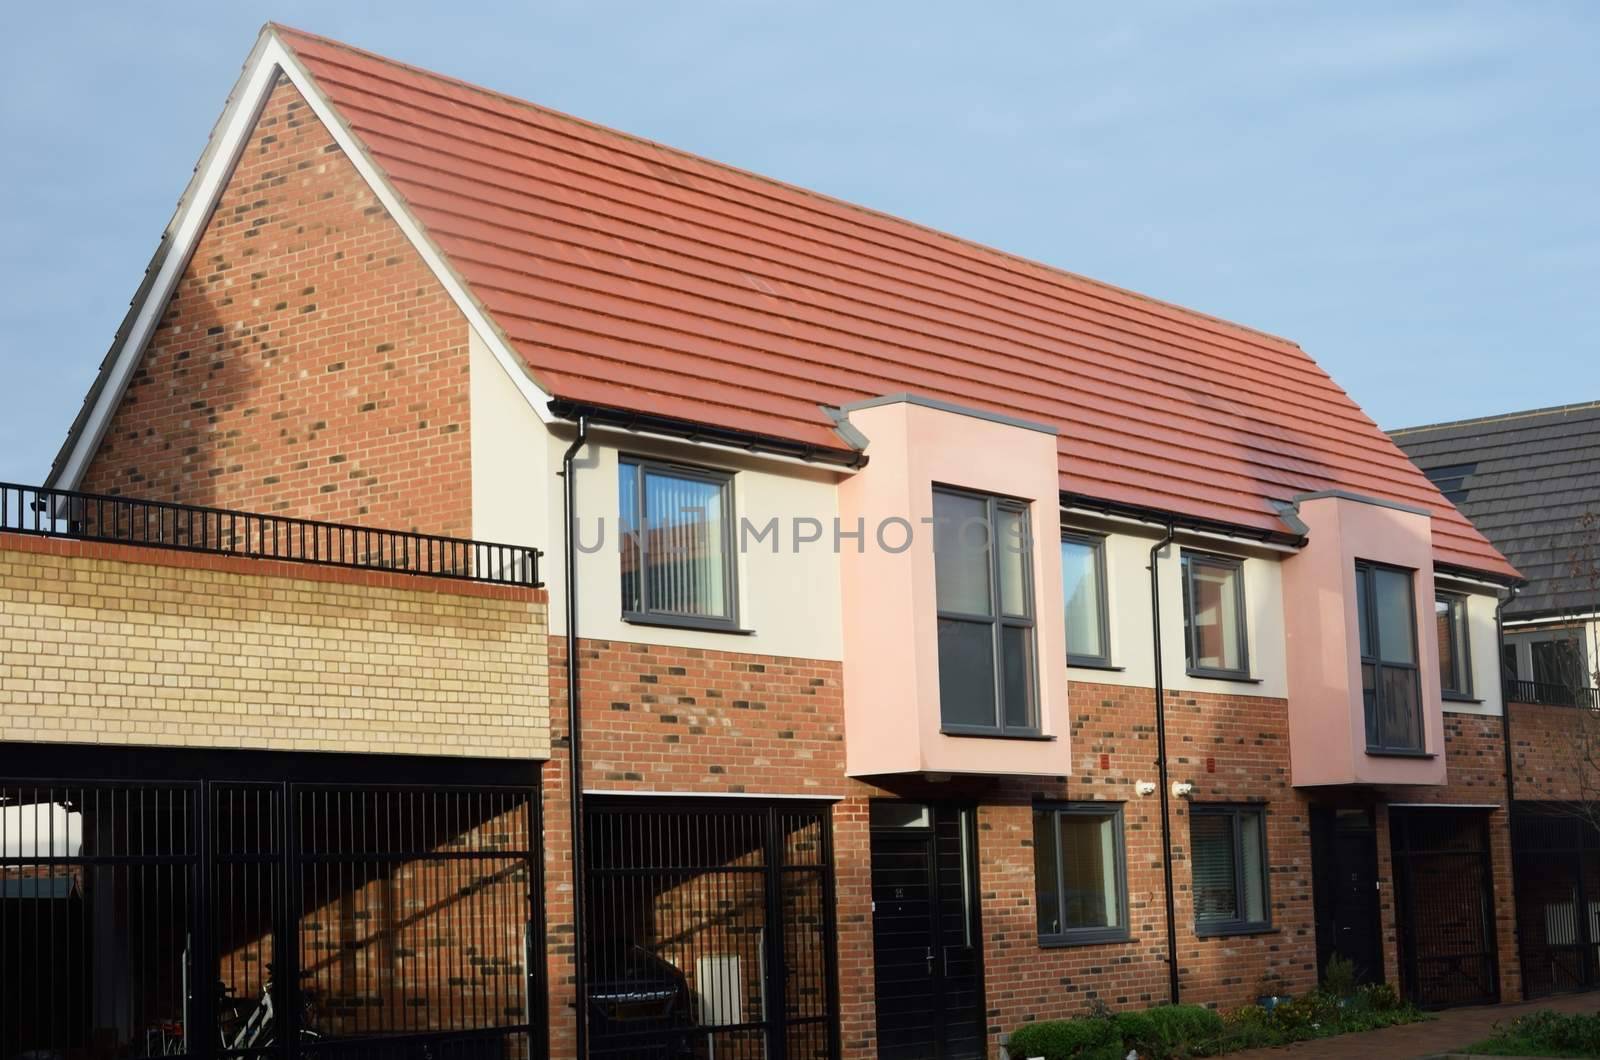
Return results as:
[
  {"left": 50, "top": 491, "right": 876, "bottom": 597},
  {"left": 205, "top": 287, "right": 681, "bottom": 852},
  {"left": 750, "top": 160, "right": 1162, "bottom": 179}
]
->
[{"left": 274, "top": 26, "right": 1517, "bottom": 580}]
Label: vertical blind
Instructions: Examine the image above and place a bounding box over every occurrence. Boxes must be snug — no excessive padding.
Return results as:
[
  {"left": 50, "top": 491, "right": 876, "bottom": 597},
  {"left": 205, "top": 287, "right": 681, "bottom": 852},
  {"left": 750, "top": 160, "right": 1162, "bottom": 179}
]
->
[
  {"left": 620, "top": 460, "right": 732, "bottom": 619},
  {"left": 1191, "top": 807, "right": 1267, "bottom": 928}
]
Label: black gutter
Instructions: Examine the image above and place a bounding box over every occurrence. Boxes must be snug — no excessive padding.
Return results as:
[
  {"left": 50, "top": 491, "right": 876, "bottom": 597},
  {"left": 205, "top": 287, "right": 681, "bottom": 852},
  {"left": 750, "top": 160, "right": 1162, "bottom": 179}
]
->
[
  {"left": 1436, "top": 560, "right": 1524, "bottom": 590},
  {"left": 560, "top": 415, "right": 590, "bottom": 1059},
  {"left": 1063, "top": 491, "right": 1305, "bottom": 550},
  {"left": 547, "top": 398, "right": 868, "bottom": 469},
  {"left": 1149, "top": 521, "right": 1182, "bottom": 1005}
]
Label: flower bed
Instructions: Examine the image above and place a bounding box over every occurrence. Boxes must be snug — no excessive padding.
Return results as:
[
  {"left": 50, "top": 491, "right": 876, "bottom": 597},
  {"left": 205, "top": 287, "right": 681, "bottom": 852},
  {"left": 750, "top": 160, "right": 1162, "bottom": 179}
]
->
[{"left": 1006, "top": 984, "right": 1429, "bottom": 1059}]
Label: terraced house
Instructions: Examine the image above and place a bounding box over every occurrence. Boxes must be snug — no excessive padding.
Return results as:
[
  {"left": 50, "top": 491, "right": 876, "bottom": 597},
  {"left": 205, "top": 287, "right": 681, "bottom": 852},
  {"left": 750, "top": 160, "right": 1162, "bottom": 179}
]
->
[{"left": 2, "top": 22, "right": 1564, "bottom": 1060}]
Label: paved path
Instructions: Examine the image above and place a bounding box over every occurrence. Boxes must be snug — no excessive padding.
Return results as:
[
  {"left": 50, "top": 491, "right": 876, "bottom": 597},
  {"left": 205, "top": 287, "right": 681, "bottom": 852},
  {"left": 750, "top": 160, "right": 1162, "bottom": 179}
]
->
[{"left": 1225, "top": 991, "right": 1600, "bottom": 1059}]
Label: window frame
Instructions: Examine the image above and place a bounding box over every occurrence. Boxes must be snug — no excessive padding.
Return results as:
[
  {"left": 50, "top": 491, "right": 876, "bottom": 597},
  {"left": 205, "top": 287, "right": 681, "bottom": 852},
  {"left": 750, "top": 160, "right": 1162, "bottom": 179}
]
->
[
  {"left": 1189, "top": 803, "right": 1272, "bottom": 937},
  {"left": 1356, "top": 560, "right": 1425, "bottom": 754},
  {"left": 932, "top": 485, "right": 1039, "bottom": 737},
  {"left": 1180, "top": 551, "right": 1251, "bottom": 680},
  {"left": 1061, "top": 531, "right": 1113, "bottom": 669},
  {"left": 618, "top": 456, "right": 741, "bottom": 633},
  {"left": 1033, "top": 802, "right": 1130, "bottom": 947},
  {"left": 1435, "top": 591, "right": 1474, "bottom": 701}
]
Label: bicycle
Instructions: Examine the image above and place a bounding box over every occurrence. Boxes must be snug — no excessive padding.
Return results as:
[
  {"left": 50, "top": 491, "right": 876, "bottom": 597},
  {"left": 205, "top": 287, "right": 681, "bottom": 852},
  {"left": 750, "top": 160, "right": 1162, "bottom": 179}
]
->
[{"left": 216, "top": 965, "right": 324, "bottom": 1050}]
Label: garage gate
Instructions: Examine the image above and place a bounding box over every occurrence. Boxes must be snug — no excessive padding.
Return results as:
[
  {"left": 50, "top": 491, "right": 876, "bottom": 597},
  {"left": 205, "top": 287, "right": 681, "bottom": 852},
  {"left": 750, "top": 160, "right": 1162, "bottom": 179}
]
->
[
  {"left": 1513, "top": 804, "right": 1600, "bottom": 998},
  {"left": 0, "top": 747, "right": 544, "bottom": 1060},
  {"left": 1389, "top": 808, "right": 1500, "bottom": 1008},
  {"left": 583, "top": 797, "right": 840, "bottom": 1059}
]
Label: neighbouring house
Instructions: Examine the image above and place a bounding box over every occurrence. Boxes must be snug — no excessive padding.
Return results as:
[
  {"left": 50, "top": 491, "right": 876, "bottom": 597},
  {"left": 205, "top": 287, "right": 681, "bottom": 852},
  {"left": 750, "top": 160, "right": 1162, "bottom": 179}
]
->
[
  {"left": 1394, "top": 401, "right": 1600, "bottom": 999},
  {"left": 5, "top": 21, "right": 1553, "bottom": 1060}
]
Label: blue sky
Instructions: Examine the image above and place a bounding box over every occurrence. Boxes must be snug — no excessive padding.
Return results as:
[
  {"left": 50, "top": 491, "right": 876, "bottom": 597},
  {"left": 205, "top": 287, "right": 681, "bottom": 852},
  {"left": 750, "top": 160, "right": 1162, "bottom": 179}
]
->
[{"left": 2, "top": 1, "right": 1596, "bottom": 484}]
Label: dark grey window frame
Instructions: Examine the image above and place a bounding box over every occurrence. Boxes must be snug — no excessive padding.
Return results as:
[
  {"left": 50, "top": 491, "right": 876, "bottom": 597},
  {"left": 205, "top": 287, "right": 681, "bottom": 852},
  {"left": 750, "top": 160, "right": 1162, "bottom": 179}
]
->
[
  {"left": 933, "top": 485, "right": 1039, "bottom": 737},
  {"left": 1190, "top": 803, "right": 1272, "bottom": 937},
  {"left": 1436, "top": 591, "right": 1474, "bottom": 701},
  {"left": 618, "top": 456, "right": 741, "bottom": 633},
  {"left": 1062, "top": 531, "right": 1113, "bottom": 669},
  {"left": 1356, "top": 560, "right": 1425, "bottom": 754},
  {"left": 1181, "top": 551, "right": 1251, "bottom": 680},
  {"left": 1033, "top": 802, "right": 1130, "bottom": 947}
]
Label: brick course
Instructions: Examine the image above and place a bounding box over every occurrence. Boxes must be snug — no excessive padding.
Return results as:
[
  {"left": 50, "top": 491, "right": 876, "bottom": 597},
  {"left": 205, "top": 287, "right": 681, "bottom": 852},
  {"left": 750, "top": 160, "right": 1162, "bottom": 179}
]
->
[{"left": 0, "top": 532, "right": 549, "bottom": 757}]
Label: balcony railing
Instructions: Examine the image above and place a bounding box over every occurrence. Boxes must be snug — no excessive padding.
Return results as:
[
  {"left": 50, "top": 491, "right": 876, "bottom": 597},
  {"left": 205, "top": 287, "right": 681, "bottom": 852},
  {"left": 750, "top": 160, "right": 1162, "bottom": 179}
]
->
[
  {"left": 1504, "top": 678, "right": 1600, "bottom": 711},
  {"left": 0, "top": 481, "right": 541, "bottom": 588}
]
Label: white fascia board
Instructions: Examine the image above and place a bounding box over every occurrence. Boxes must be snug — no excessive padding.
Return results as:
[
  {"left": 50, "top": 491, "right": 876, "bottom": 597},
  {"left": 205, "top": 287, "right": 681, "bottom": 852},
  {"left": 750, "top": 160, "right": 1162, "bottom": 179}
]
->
[{"left": 52, "top": 29, "right": 553, "bottom": 491}]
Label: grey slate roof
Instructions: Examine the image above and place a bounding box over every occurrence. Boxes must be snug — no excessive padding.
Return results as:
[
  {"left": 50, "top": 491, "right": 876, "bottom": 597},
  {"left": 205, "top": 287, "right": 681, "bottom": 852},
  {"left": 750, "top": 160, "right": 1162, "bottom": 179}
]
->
[{"left": 1391, "top": 401, "right": 1600, "bottom": 619}]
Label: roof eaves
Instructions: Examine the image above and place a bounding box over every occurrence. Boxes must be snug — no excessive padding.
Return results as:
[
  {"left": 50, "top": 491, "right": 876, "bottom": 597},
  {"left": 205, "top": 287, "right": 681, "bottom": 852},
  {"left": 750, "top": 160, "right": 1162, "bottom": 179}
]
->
[{"left": 547, "top": 398, "right": 868, "bottom": 469}]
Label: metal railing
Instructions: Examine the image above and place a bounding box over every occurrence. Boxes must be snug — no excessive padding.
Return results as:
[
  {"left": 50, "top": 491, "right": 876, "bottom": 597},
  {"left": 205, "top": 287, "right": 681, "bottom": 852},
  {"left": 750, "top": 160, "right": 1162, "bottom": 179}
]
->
[
  {"left": 0, "top": 481, "right": 542, "bottom": 588},
  {"left": 1504, "top": 678, "right": 1600, "bottom": 710}
]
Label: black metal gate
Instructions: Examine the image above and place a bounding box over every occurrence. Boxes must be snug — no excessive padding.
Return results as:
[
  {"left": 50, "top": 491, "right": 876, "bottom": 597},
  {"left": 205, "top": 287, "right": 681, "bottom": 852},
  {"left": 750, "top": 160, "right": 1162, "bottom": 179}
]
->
[
  {"left": 1390, "top": 808, "right": 1500, "bottom": 1008},
  {"left": 1512, "top": 804, "right": 1600, "bottom": 998},
  {"left": 1, "top": 751, "right": 544, "bottom": 1060},
  {"left": 583, "top": 798, "right": 840, "bottom": 1060}
]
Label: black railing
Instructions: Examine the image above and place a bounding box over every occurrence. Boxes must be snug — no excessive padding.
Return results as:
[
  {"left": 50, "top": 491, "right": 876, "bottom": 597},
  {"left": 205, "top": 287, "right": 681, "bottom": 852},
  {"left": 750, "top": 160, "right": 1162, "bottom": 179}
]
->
[
  {"left": 0, "top": 481, "right": 541, "bottom": 588},
  {"left": 1505, "top": 678, "right": 1600, "bottom": 710}
]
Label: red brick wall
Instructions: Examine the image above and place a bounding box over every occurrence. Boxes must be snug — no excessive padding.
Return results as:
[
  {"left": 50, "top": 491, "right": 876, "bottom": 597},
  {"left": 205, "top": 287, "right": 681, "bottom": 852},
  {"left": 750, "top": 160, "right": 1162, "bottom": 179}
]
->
[
  {"left": 541, "top": 636, "right": 867, "bottom": 1058},
  {"left": 538, "top": 656, "right": 1325, "bottom": 1058},
  {"left": 1509, "top": 700, "right": 1599, "bottom": 804},
  {"left": 80, "top": 74, "right": 472, "bottom": 538},
  {"left": 974, "top": 681, "right": 1316, "bottom": 1051}
]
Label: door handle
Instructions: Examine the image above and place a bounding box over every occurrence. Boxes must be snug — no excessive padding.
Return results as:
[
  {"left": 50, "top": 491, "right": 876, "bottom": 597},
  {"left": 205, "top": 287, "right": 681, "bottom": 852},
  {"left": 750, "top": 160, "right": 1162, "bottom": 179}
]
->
[{"left": 926, "top": 947, "right": 936, "bottom": 974}]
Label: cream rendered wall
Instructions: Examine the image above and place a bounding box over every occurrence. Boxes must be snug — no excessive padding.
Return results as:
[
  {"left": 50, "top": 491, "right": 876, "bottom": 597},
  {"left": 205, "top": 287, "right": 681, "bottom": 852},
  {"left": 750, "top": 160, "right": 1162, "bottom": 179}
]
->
[
  {"left": 1434, "top": 581, "right": 1507, "bottom": 718},
  {"left": 543, "top": 433, "right": 846, "bottom": 660},
  {"left": 1065, "top": 523, "right": 1290, "bottom": 701},
  {"left": 469, "top": 331, "right": 549, "bottom": 558},
  {"left": 468, "top": 328, "right": 845, "bottom": 660}
]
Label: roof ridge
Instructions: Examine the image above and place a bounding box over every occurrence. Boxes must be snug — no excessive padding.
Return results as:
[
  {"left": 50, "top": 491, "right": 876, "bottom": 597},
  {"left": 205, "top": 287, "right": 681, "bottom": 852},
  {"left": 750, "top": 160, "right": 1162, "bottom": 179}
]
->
[
  {"left": 266, "top": 22, "right": 1304, "bottom": 351},
  {"left": 1390, "top": 398, "right": 1600, "bottom": 436}
]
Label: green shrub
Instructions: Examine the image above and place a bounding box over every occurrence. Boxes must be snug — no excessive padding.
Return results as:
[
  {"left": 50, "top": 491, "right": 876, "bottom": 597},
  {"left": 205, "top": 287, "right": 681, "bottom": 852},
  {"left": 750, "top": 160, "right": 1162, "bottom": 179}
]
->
[
  {"left": 1009, "top": 989, "right": 1426, "bottom": 1060},
  {"left": 1113, "top": 1005, "right": 1227, "bottom": 1059},
  {"left": 1354, "top": 982, "right": 1401, "bottom": 1012},
  {"left": 1006, "top": 1014, "right": 1120, "bottom": 1060},
  {"left": 1322, "top": 953, "right": 1357, "bottom": 998},
  {"left": 1498, "top": 1010, "right": 1600, "bottom": 1054}
]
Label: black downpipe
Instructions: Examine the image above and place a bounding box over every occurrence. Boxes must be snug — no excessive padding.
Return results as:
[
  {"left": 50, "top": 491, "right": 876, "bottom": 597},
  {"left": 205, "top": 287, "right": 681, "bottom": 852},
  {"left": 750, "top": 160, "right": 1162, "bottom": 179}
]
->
[
  {"left": 1149, "top": 524, "right": 1181, "bottom": 1005},
  {"left": 561, "top": 416, "right": 590, "bottom": 1059},
  {"left": 1496, "top": 586, "right": 1523, "bottom": 995},
  {"left": 1496, "top": 587, "right": 1521, "bottom": 807}
]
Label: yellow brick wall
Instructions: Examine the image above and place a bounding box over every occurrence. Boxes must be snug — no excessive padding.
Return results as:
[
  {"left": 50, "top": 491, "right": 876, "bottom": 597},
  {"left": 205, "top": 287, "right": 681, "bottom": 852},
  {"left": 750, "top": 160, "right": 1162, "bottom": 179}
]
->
[{"left": 0, "top": 538, "right": 549, "bottom": 758}]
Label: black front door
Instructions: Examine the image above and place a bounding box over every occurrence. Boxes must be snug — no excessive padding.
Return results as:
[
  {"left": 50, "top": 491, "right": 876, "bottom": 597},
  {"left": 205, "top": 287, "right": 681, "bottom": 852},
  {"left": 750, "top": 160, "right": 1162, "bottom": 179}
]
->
[
  {"left": 1312, "top": 807, "right": 1384, "bottom": 986},
  {"left": 869, "top": 802, "right": 983, "bottom": 1060}
]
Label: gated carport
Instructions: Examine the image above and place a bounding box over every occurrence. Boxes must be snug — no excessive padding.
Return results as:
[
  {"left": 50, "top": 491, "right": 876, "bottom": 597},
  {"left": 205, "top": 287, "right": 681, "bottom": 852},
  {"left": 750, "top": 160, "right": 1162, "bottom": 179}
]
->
[
  {"left": 1388, "top": 807, "right": 1501, "bottom": 1008},
  {"left": 0, "top": 745, "right": 545, "bottom": 1060},
  {"left": 582, "top": 796, "right": 841, "bottom": 1059}
]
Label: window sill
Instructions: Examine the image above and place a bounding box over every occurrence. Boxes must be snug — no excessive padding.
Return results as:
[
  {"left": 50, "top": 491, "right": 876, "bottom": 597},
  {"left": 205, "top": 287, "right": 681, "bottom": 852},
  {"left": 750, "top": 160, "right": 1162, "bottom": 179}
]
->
[
  {"left": 1442, "top": 692, "right": 1482, "bottom": 704},
  {"left": 1364, "top": 747, "right": 1436, "bottom": 759},
  {"left": 939, "top": 728, "right": 1055, "bottom": 742},
  {"left": 1185, "top": 669, "right": 1262, "bottom": 684},
  {"left": 1195, "top": 924, "right": 1277, "bottom": 939},
  {"left": 622, "top": 614, "right": 755, "bottom": 636},
  {"left": 1038, "top": 931, "right": 1133, "bottom": 949},
  {"left": 1069, "top": 660, "right": 1125, "bottom": 672}
]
